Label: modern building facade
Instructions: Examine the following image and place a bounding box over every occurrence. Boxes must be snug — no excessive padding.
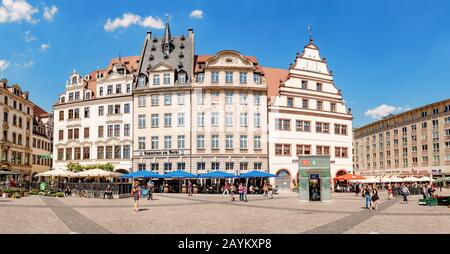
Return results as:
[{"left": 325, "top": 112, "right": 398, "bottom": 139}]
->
[
  {"left": 191, "top": 51, "right": 268, "bottom": 176},
  {"left": 132, "top": 23, "right": 195, "bottom": 173},
  {"left": 31, "top": 105, "right": 53, "bottom": 174},
  {"left": 354, "top": 99, "right": 450, "bottom": 177},
  {"left": 266, "top": 38, "right": 353, "bottom": 191},
  {"left": 53, "top": 57, "right": 139, "bottom": 173},
  {"left": 0, "top": 79, "right": 34, "bottom": 177}
]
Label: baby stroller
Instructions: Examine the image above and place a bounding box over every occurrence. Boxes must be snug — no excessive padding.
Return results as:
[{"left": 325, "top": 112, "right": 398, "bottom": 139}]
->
[{"left": 141, "top": 188, "right": 150, "bottom": 199}]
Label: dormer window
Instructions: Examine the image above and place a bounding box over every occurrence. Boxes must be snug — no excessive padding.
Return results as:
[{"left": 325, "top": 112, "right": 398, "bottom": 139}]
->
[
  {"left": 138, "top": 76, "right": 146, "bottom": 87},
  {"left": 178, "top": 72, "right": 187, "bottom": 84},
  {"left": 60, "top": 96, "right": 65, "bottom": 103},
  {"left": 163, "top": 73, "right": 171, "bottom": 85},
  {"left": 99, "top": 87, "right": 104, "bottom": 96},
  {"left": 253, "top": 73, "right": 261, "bottom": 84},
  {"left": 74, "top": 92, "right": 80, "bottom": 100},
  {"left": 116, "top": 84, "right": 122, "bottom": 94},
  {"left": 197, "top": 73, "right": 205, "bottom": 83},
  {"left": 68, "top": 93, "right": 74, "bottom": 101},
  {"left": 153, "top": 74, "right": 160, "bottom": 85},
  {"left": 107, "top": 85, "right": 113, "bottom": 95},
  {"left": 72, "top": 77, "right": 77, "bottom": 84}
]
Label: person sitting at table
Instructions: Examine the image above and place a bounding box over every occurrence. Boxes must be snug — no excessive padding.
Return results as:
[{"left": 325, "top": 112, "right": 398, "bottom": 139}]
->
[
  {"left": 103, "top": 185, "right": 113, "bottom": 199},
  {"left": 249, "top": 185, "right": 255, "bottom": 194}
]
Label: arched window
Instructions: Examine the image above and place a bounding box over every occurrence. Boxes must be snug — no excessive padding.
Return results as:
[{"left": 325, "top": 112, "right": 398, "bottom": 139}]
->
[{"left": 72, "top": 77, "right": 77, "bottom": 84}]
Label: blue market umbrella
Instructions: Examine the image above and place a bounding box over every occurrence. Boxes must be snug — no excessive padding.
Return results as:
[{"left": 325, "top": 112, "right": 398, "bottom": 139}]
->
[
  {"left": 121, "top": 171, "right": 161, "bottom": 179},
  {"left": 239, "top": 171, "right": 277, "bottom": 179},
  {"left": 161, "top": 170, "right": 198, "bottom": 179},
  {"left": 198, "top": 171, "right": 238, "bottom": 179}
]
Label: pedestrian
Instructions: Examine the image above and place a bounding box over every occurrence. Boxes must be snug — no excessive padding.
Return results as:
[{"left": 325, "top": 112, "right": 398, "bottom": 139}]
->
[
  {"left": 230, "top": 184, "right": 236, "bottom": 201},
  {"left": 131, "top": 181, "right": 141, "bottom": 212},
  {"left": 363, "top": 185, "right": 372, "bottom": 209},
  {"left": 243, "top": 184, "right": 248, "bottom": 202},
  {"left": 263, "top": 183, "right": 269, "bottom": 197},
  {"left": 147, "top": 180, "right": 154, "bottom": 200},
  {"left": 401, "top": 184, "right": 410, "bottom": 204},
  {"left": 371, "top": 187, "right": 379, "bottom": 210},
  {"left": 238, "top": 183, "right": 244, "bottom": 201},
  {"left": 268, "top": 183, "right": 274, "bottom": 199},
  {"left": 223, "top": 182, "right": 230, "bottom": 195},
  {"left": 387, "top": 184, "right": 393, "bottom": 200},
  {"left": 187, "top": 180, "right": 193, "bottom": 196},
  {"left": 421, "top": 184, "right": 428, "bottom": 199}
]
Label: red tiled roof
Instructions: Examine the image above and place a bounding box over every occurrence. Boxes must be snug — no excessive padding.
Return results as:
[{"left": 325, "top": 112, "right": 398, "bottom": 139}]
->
[
  {"left": 33, "top": 104, "right": 49, "bottom": 118},
  {"left": 262, "top": 67, "right": 289, "bottom": 98}
]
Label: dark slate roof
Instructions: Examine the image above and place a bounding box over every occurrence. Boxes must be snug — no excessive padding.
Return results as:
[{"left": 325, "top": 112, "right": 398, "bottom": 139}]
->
[{"left": 137, "top": 23, "right": 194, "bottom": 85}]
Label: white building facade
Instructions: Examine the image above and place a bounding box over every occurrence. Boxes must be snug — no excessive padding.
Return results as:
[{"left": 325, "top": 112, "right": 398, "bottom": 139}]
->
[
  {"left": 267, "top": 38, "right": 353, "bottom": 191},
  {"left": 53, "top": 58, "right": 138, "bottom": 173}
]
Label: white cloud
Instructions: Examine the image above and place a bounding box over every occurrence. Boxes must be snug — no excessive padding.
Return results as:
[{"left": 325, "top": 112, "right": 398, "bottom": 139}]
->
[
  {"left": 24, "top": 30, "right": 35, "bottom": 42},
  {"left": 0, "top": 0, "right": 39, "bottom": 24},
  {"left": 40, "top": 43, "right": 50, "bottom": 51},
  {"left": 190, "top": 10, "right": 204, "bottom": 19},
  {"left": 364, "top": 104, "right": 408, "bottom": 119},
  {"left": 14, "top": 60, "right": 33, "bottom": 68},
  {"left": 43, "top": 5, "right": 57, "bottom": 22},
  {"left": 0, "top": 59, "right": 10, "bottom": 71},
  {"left": 104, "top": 13, "right": 164, "bottom": 32}
]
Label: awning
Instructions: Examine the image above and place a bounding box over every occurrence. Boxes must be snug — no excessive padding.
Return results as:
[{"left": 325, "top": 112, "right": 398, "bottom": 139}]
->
[
  {"left": 334, "top": 173, "right": 366, "bottom": 181},
  {"left": 36, "top": 168, "right": 75, "bottom": 178},
  {"left": 72, "top": 169, "right": 122, "bottom": 178},
  {"left": 198, "top": 171, "right": 238, "bottom": 179},
  {"left": 121, "top": 171, "right": 161, "bottom": 179},
  {"left": 161, "top": 170, "right": 198, "bottom": 179},
  {"left": 0, "top": 171, "right": 20, "bottom": 176},
  {"left": 238, "top": 171, "right": 277, "bottom": 179}
]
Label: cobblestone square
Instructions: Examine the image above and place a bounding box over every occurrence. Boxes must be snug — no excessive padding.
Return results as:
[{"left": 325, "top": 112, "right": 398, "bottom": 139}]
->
[{"left": 1, "top": 191, "right": 449, "bottom": 234}]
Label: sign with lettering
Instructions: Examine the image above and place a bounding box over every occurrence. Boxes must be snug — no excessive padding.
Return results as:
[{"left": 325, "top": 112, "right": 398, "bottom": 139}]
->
[{"left": 143, "top": 150, "right": 185, "bottom": 156}]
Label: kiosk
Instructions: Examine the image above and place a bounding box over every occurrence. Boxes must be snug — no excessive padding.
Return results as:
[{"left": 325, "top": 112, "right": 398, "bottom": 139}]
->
[{"left": 298, "top": 155, "right": 331, "bottom": 202}]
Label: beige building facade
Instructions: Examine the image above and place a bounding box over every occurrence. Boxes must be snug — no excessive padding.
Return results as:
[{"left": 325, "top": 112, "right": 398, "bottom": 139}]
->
[
  {"left": 354, "top": 99, "right": 450, "bottom": 177},
  {"left": 31, "top": 106, "right": 53, "bottom": 174}
]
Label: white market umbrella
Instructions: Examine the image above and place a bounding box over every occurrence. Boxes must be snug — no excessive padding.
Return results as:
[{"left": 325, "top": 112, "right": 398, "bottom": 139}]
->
[
  {"left": 36, "top": 168, "right": 75, "bottom": 178},
  {"left": 73, "top": 169, "right": 122, "bottom": 178}
]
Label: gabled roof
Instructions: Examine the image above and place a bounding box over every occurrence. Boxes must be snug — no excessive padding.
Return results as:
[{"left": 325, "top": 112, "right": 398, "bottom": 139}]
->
[
  {"left": 262, "top": 67, "right": 289, "bottom": 98},
  {"left": 194, "top": 54, "right": 264, "bottom": 74},
  {"left": 33, "top": 104, "right": 49, "bottom": 118}
]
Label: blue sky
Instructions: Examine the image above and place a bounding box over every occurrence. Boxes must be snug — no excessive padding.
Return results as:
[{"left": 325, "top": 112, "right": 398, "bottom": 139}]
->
[{"left": 0, "top": 0, "right": 449, "bottom": 127}]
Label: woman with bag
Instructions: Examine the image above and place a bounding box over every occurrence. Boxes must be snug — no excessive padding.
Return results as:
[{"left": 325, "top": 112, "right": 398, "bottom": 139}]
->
[
  {"left": 131, "top": 181, "right": 141, "bottom": 212},
  {"left": 371, "top": 187, "right": 379, "bottom": 210}
]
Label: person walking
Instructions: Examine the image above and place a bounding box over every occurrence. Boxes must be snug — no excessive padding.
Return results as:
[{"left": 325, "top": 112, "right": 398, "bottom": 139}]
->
[
  {"left": 238, "top": 183, "right": 244, "bottom": 202},
  {"left": 187, "top": 180, "right": 193, "bottom": 197},
  {"left": 223, "top": 182, "right": 230, "bottom": 195},
  {"left": 421, "top": 184, "right": 428, "bottom": 199},
  {"left": 371, "top": 187, "right": 379, "bottom": 210},
  {"left": 263, "top": 183, "right": 269, "bottom": 197},
  {"left": 230, "top": 184, "right": 236, "bottom": 201},
  {"left": 243, "top": 184, "right": 248, "bottom": 202},
  {"left": 401, "top": 184, "right": 410, "bottom": 204},
  {"left": 363, "top": 185, "right": 372, "bottom": 209},
  {"left": 131, "top": 181, "right": 141, "bottom": 212},
  {"left": 387, "top": 184, "right": 393, "bottom": 200}
]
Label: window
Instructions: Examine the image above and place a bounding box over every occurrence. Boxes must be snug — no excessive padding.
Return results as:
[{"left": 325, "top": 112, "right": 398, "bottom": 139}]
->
[
  {"left": 226, "top": 92, "right": 234, "bottom": 105},
  {"left": 107, "top": 85, "right": 113, "bottom": 95},
  {"left": 124, "top": 124, "right": 130, "bottom": 137},
  {"left": 212, "top": 162, "right": 220, "bottom": 171},
  {"left": 127, "top": 84, "right": 131, "bottom": 93},
  {"left": 226, "top": 113, "right": 233, "bottom": 127},
  {"left": 58, "top": 130, "right": 64, "bottom": 141},
  {"left": 84, "top": 128, "right": 90, "bottom": 139},
  {"left": 226, "top": 135, "right": 234, "bottom": 149},
  {"left": 116, "top": 84, "right": 122, "bottom": 94},
  {"left": 84, "top": 107, "right": 90, "bottom": 118},
  {"left": 178, "top": 73, "right": 186, "bottom": 84},
  {"left": 275, "top": 119, "right": 291, "bottom": 131},
  {"left": 316, "top": 83, "right": 322, "bottom": 91},
  {"left": 197, "top": 112, "right": 205, "bottom": 127},
  {"left": 226, "top": 72, "right": 233, "bottom": 83},
  {"left": 197, "top": 73, "right": 205, "bottom": 83},
  {"left": 197, "top": 162, "right": 206, "bottom": 171},
  {"left": 151, "top": 137, "right": 158, "bottom": 150},
  {"left": 138, "top": 163, "right": 146, "bottom": 171},
  {"left": 240, "top": 113, "right": 248, "bottom": 127},
  {"left": 59, "top": 111, "right": 64, "bottom": 121},
  {"left": 316, "top": 146, "right": 330, "bottom": 155},
  {"left": 422, "top": 122, "right": 427, "bottom": 129},
  {"left": 254, "top": 162, "right": 262, "bottom": 171},
  {"left": 335, "top": 147, "right": 348, "bottom": 158},
  {"left": 211, "top": 72, "right": 219, "bottom": 83},
  {"left": 335, "top": 124, "right": 348, "bottom": 135},
  {"left": 113, "top": 146, "right": 121, "bottom": 159},
  {"left": 316, "top": 122, "right": 330, "bottom": 133},
  {"left": 98, "top": 106, "right": 104, "bottom": 116},
  {"left": 301, "top": 80, "right": 308, "bottom": 89},
  {"left": 254, "top": 73, "right": 261, "bottom": 84},
  {"left": 164, "top": 113, "right": 172, "bottom": 127},
  {"left": 287, "top": 98, "right": 294, "bottom": 107},
  {"left": 254, "top": 93, "right": 261, "bottom": 106},
  {"left": 254, "top": 113, "right": 261, "bottom": 128},
  {"left": 138, "top": 137, "right": 146, "bottom": 150},
  {"left": 240, "top": 93, "right": 247, "bottom": 105},
  {"left": 296, "top": 145, "right": 311, "bottom": 156},
  {"left": 211, "top": 112, "right": 219, "bottom": 127},
  {"left": 178, "top": 135, "right": 185, "bottom": 149},
  {"left": 99, "top": 87, "right": 104, "bottom": 96},
  {"left": 94, "top": 125, "right": 103, "bottom": 138},
  {"left": 432, "top": 120, "right": 439, "bottom": 129},
  {"left": 164, "top": 73, "right": 171, "bottom": 84},
  {"left": 226, "top": 162, "right": 234, "bottom": 171},
  {"left": 254, "top": 136, "right": 262, "bottom": 150},
  {"left": 433, "top": 108, "right": 439, "bottom": 115},
  {"left": 211, "top": 92, "right": 220, "bottom": 105},
  {"left": 107, "top": 105, "right": 114, "bottom": 115},
  {"left": 178, "top": 113, "right": 185, "bottom": 127},
  {"left": 153, "top": 74, "right": 160, "bottom": 85},
  {"left": 74, "top": 92, "right": 80, "bottom": 100},
  {"left": 138, "top": 77, "right": 146, "bottom": 87},
  {"left": 107, "top": 125, "right": 113, "bottom": 138},
  {"left": 239, "top": 72, "right": 247, "bottom": 83},
  {"left": 97, "top": 146, "right": 104, "bottom": 159},
  {"left": 151, "top": 114, "right": 159, "bottom": 128},
  {"left": 66, "top": 148, "right": 72, "bottom": 161},
  {"left": 211, "top": 135, "right": 219, "bottom": 149},
  {"left": 164, "top": 94, "right": 172, "bottom": 106},
  {"left": 124, "top": 103, "right": 130, "bottom": 114},
  {"left": 177, "top": 162, "right": 186, "bottom": 171},
  {"left": 275, "top": 144, "right": 291, "bottom": 156},
  {"left": 317, "top": 101, "right": 323, "bottom": 111},
  {"left": 151, "top": 163, "right": 159, "bottom": 171},
  {"left": 74, "top": 108, "right": 80, "bottom": 119},
  {"left": 302, "top": 99, "right": 309, "bottom": 109},
  {"left": 151, "top": 95, "right": 159, "bottom": 106},
  {"left": 330, "top": 103, "right": 336, "bottom": 112},
  {"left": 114, "top": 124, "right": 120, "bottom": 137},
  {"left": 138, "top": 96, "right": 146, "bottom": 107},
  {"left": 104, "top": 146, "right": 113, "bottom": 159},
  {"left": 164, "top": 136, "right": 172, "bottom": 149},
  {"left": 240, "top": 136, "right": 248, "bottom": 149},
  {"left": 296, "top": 120, "right": 311, "bottom": 132},
  {"left": 177, "top": 93, "right": 185, "bottom": 105},
  {"left": 197, "top": 92, "right": 205, "bottom": 105},
  {"left": 197, "top": 135, "right": 205, "bottom": 149},
  {"left": 57, "top": 149, "right": 64, "bottom": 161},
  {"left": 138, "top": 115, "right": 146, "bottom": 129},
  {"left": 74, "top": 129, "right": 80, "bottom": 139}
]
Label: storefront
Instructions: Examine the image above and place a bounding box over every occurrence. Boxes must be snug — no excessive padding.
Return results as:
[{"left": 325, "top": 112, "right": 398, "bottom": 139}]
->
[{"left": 298, "top": 156, "right": 331, "bottom": 202}]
